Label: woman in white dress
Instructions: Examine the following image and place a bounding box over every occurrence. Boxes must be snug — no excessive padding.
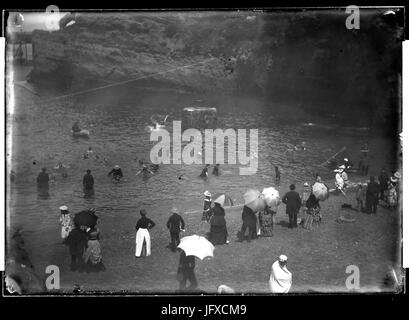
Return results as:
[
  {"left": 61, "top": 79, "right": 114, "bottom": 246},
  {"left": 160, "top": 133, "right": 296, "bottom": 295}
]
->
[{"left": 59, "top": 205, "right": 72, "bottom": 240}]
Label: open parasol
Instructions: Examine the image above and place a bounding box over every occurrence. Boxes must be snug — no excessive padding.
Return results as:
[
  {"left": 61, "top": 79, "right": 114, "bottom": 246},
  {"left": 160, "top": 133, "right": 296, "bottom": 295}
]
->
[
  {"left": 74, "top": 210, "right": 98, "bottom": 228},
  {"left": 212, "top": 193, "right": 234, "bottom": 207},
  {"left": 312, "top": 182, "right": 330, "bottom": 201},
  {"left": 262, "top": 187, "right": 281, "bottom": 209},
  {"left": 177, "top": 235, "right": 215, "bottom": 260},
  {"left": 243, "top": 189, "right": 266, "bottom": 212}
]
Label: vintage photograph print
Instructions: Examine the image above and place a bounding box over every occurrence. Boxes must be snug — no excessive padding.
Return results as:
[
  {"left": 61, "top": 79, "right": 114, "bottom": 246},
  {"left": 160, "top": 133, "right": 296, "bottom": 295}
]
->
[{"left": 4, "top": 7, "right": 404, "bottom": 295}]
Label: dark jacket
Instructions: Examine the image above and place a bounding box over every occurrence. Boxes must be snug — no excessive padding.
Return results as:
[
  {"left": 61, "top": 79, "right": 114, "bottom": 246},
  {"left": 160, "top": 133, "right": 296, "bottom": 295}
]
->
[
  {"left": 178, "top": 250, "right": 195, "bottom": 270},
  {"left": 37, "top": 172, "right": 49, "bottom": 186},
  {"left": 366, "top": 181, "right": 380, "bottom": 200},
  {"left": 167, "top": 213, "right": 185, "bottom": 233},
  {"left": 65, "top": 228, "right": 88, "bottom": 256},
  {"left": 282, "top": 190, "right": 302, "bottom": 214},
  {"left": 379, "top": 172, "right": 389, "bottom": 189},
  {"left": 136, "top": 216, "right": 155, "bottom": 230},
  {"left": 242, "top": 205, "right": 257, "bottom": 227},
  {"left": 83, "top": 173, "right": 94, "bottom": 189},
  {"left": 108, "top": 168, "right": 123, "bottom": 178}
]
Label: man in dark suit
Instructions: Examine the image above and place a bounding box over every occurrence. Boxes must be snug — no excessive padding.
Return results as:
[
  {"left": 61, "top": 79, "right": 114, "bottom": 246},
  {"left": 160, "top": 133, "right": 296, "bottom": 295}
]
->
[
  {"left": 166, "top": 207, "right": 185, "bottom": 252},
  {"left": 282, "top": 184, "right": 302, "bottom": 228},
  {"left": 366, "top": 176, "right": 380, "bottom": 214}
]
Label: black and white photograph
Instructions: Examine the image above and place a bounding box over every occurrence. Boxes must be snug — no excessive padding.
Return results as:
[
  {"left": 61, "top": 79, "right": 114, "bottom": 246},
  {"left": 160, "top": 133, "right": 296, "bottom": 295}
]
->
[{"left": 3, "top": 7, "right": 405, "bottom": 295}]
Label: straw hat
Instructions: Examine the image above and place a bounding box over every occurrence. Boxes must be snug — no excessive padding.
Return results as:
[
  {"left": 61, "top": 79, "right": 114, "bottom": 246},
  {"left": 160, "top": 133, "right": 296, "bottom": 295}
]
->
[
  {"left": 204, "top": 190, "right": 211, "bottom": 197},
  {"left": 394, "top": 172, "right": 401, "bottom": 179},
  {"left": 279, "top": 254, "right": 288, "bottom": 262},
  {"left": 59, "top": 205, "right": 68, "bottom": 211},
  {"left": 114, "top": 165, "right": 120, "bottom": 169},
  {"left": 170, "top": 207, "right": 179, "bottom": 214},
  {"left": 303, "top": 182, "right": 309, "bottom": 187},
  {"left": 390, "top": 177, "right": 398, "bottom": 183}
]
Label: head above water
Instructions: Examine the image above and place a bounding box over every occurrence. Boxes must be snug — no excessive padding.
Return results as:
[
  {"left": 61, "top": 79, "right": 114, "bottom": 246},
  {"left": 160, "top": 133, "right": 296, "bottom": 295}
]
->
[{"left": 290, "top": 184, "right": 296, "bottom": 190}]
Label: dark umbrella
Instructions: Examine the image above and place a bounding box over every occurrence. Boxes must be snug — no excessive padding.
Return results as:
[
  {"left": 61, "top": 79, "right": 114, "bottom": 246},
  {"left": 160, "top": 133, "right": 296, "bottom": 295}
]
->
[{"left": 74, "top": 210, "right": 98, "bottom": 228}]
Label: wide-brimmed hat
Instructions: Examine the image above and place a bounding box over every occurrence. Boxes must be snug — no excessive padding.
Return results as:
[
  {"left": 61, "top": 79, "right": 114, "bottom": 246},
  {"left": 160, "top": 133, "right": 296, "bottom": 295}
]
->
[
  {"left": 343, "top": 158, "right": 349, "bottom": 162},
  {"left": 303, "top": 182, "right": 309, "bottom": 187},
  {"left": 394, "top": 172, "right": 401, "bottom": 179},
  {"left": 390, "top": 177, "right": 398, "bottom": 183},
  {"left": 279, "top": 254, "right": 288, "bottom": 262},
  {"left": 204, "top": 190, "right": 211, "bottom": 197},
  {"left": 59, "top": 205, "right": 68, "bottom": 211},
  {"left": 170, "top": 207, "right": 179, "bottom": 214},
  {"left": 338, "top": 165, "right": 346, "bottom": 170}
]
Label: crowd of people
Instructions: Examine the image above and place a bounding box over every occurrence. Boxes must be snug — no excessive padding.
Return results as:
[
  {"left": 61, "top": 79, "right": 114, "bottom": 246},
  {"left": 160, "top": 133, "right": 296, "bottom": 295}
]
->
[{"left": 28, "top": 136, "right": 400, "bottom": 293}]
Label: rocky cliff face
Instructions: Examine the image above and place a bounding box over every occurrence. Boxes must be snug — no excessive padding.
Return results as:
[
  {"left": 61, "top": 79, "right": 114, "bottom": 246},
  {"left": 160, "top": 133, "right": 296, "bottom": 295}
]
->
[{"left": 29, "top": 10, "right": 402, "bottom": 127}]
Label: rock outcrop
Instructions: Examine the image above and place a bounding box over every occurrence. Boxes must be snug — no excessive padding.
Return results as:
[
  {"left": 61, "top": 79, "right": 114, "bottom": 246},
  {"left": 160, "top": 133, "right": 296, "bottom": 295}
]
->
[{"left": 27, "top": 10, "right": 402, "bottom": 128}]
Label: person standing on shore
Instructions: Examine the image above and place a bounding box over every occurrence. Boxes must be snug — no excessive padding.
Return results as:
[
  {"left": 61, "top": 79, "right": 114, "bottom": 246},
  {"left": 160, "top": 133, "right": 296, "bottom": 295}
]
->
[
  {"left": 59, "top": 205, "right": 72, "bottom": 241},
  {"left": 177, "top": 249, "right": 198, "bottom": 292},
  {"left": 202, "top": 191, "right": 212, "bottom": 222},
  {"left": 65, "top": 224, "right": 88, "bottom": 271},
  {"left": 166, "top": 208, "right": 185, "bottom": 252},
  {"left": 378, "top": 168, "right": 389, "bottom": 202},
  {"left": 365, "top": 176, "right": 380, "bottom": 214},
  {"left": 238, "top": 205, "right": 257, "bottom": 242},
  {"left": 282, "top": 184, "right": 302, "bottom": 228},
  {"left": 269, "top": 255, "right": 292, "bottom": 293},
  {"left": 135, "top": 209, "right": 156, "bottom": 258}
]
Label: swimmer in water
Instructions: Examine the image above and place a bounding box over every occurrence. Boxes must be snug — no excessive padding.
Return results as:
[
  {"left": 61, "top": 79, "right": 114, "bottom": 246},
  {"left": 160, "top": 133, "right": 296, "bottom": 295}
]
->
[
  {"left": 199, "top": 164, "right": 210, "bottom": 178},
  {"left": 108, "top": 165, "right": 123, "bottom": 181},
  {"left": 136, "top": 165, "right": 154, "bottom": 176}
]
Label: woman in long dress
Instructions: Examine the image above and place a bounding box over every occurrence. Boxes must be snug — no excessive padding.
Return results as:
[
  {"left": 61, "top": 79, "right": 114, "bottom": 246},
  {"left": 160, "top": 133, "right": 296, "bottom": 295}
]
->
[
  {"left": 208, "top": 202, "right": 229, "bottom": 245},
  {"left": 135, "top": 209, "right": 156, "bottom": 257},
  {"left": 258, "top": 206, "right": 275, "bottom": 237}
]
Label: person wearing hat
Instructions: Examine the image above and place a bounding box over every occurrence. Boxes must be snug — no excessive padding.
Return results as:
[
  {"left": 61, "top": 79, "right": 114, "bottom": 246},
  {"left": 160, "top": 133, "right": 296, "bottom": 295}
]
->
[
  {"left": 365, "top": 176, "right": 380, "bottom": 214},
  {"left": 83, "top": 169, "right": 94, "bottom": 192},
  {"left": 302, "top": 182, "right": 311, "bottom": 212},
  {"left": 339, "top": 165, "right": 349, "bottom": 188},
  {"left": 135, "top": 209, "right": 156, "bottom": 257},
  {"left": 269, "top": 254, "right": 292, "bottom": 293},
  {"left": 36, "top": 167, "right": 49, "bottom": 187},
  {"left": 238, "top": 205, "right": 257, "bottom": 242},
  {"left": 281, "top": 184, "right": 302, "bottom": 228},
  {"left": 83, "top": 228, "right": 105, "bottom": 272},
  {"left": 208, "top": 199, "right": 229, "bottom": 245},
  {"left": 202, "top": 191, "right": 212, "bottom": 222},
  {"left": 199, "top": 164, "right": 210, "bottom": 178},
  {"left": 166, "top": 207, "right": 185, "bottom": 252},
  {"left": 108, "top": 165, "right": 123, "bottom": 181},
  {"left": 59, "top": 205, "right": 72, "bottom": 240}
]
